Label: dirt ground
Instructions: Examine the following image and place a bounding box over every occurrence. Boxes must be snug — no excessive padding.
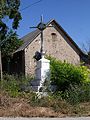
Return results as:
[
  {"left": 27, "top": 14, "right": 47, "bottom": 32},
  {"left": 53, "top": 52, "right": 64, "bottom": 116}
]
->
[
  {"left": 0, "top": 92, "right": 90, "bottom": 117},
  {"left": 0, "top": 91, "right": 59, "bottom": 117},
  {"left": 0, "top": 98, "right": 65, "bottom": 117}
]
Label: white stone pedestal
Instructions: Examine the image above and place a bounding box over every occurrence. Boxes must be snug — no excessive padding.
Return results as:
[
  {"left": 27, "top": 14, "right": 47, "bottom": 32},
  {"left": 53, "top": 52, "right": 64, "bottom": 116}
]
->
[{"left": 31, "top": 56, "right": 50, "bottom": 92}]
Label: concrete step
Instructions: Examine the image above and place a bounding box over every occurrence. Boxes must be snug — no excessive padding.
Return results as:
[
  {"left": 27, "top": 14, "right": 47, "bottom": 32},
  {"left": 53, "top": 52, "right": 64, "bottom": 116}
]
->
[
  {"left": 31, "top": 85, "right": 40, "bottom": 91},
  {"left": 31, "top": 79, "right": 44, "bottom": 86}
]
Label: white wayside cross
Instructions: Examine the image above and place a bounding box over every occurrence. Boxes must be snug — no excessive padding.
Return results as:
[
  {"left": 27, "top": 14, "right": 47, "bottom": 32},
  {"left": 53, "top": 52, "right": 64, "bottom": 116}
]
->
[
  {"left": 31, "top": 54, "right": 50, "bottom": 93},
  {"left": 31, "top": 16, "right": 50, "bottom": 93}
]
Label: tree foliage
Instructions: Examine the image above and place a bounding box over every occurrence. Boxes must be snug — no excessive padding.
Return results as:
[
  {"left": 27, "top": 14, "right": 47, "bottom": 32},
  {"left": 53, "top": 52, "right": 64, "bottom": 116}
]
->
[
  {"left": 0, "top": 0, "right": 22, "bottom": 57},
  {"left": 0, "top": 0, "right": 22, "bottom": 40},
  {"left": 1, "top": 30, "right": 23, "bottom": 57}
]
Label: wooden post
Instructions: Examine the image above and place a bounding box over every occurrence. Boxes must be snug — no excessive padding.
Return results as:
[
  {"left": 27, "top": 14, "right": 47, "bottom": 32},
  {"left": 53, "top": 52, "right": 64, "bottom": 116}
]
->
[
  {"left": 0, "top": 47, "right": 3, "bottom": 80},
  {"left": 0, "top": 36, "right": 9, "bottom": 81}
]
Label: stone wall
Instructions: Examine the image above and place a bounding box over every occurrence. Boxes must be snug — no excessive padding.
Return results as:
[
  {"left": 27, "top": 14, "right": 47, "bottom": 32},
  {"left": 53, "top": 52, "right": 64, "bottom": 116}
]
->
[{"left": 24, "top": 24, "right": 80, "bottom": 76}]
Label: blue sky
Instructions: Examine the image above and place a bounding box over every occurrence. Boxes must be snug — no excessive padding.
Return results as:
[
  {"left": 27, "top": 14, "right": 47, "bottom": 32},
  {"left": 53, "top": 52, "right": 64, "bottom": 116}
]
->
[{"left": 16, "top": 0, "right": 90, "bottom": 51}]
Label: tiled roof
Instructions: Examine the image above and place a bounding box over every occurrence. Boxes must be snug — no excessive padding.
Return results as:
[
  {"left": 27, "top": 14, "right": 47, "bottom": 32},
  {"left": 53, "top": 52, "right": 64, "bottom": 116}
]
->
[{"left": 15, "top": 29, "right": 40, "bottom": 53}]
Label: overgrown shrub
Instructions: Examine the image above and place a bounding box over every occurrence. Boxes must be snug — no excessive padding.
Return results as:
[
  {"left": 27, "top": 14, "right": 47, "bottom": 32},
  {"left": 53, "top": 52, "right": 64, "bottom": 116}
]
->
[
  {"left": 48, "top": 56, "right": 90, "bottom": 91},
  {"left": 78, "top": 65, "right": 90, "bottom": 83}
]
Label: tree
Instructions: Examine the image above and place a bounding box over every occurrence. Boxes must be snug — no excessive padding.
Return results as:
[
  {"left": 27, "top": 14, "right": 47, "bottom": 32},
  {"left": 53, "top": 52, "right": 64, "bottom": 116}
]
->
[
  {"left": 0, "top": 0, "right": 22, "bottom": 79},
  {"left": 1, "top": 30, "right": 23, "bottom": 74},
  {"left": 0, "top": 0, "right": 22, "bottom": 56},
  {"left": 82, "top": 41, "right": 90, "bottom": 66},
  {"left": 0, "top": 0, "right": 22, "bottom": 40},
  {"left": 1, "top": 30, "right": 23, "bottom": 57}
]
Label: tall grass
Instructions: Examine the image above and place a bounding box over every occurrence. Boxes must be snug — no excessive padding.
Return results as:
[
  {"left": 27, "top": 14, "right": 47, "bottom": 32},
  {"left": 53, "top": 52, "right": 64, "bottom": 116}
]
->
[
  {"left": 0, "top": 74, "right": 33, "bottom": 97},
  {"left": 63, "top": 83, "right": 90, "bottom": 105}
]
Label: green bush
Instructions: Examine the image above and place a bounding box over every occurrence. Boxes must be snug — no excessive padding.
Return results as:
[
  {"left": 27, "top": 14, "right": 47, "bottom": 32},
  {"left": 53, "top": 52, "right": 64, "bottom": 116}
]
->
[
  {"left": 48, "top": 56, "right": 90, "bottom": 91},
  {"left": 78, "top": 65, "right": 90, "bottom": 83}
]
